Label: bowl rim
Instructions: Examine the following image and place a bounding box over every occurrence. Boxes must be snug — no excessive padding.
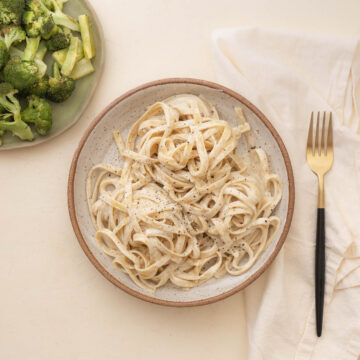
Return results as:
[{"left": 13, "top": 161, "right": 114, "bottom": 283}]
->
[
  {"left": 67, "top": 78, "right": 295, "bottom": 307},
  {"left": 0, "top": 0, "right": 105, "bottom": 151}
]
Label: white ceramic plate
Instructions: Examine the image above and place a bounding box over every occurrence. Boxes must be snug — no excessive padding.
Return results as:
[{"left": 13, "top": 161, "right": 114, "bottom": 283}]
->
[{"left": 68, "top": 79, "right": 295, "bottom": 306}]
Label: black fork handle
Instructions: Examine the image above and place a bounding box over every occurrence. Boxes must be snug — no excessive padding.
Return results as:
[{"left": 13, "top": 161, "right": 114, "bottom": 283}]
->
[{"left": 315, "top": 208, "right": 325, "bottom": 337}]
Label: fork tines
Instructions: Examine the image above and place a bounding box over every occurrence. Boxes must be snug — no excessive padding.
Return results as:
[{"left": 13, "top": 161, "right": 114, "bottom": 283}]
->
[{"left": 307, "top": 112, "right": 333, "bottom": 156}]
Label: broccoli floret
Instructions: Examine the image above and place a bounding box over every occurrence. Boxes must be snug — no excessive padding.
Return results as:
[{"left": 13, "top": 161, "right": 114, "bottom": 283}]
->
[
  {"left": 22, "top": 11, "right": 39, "bottom": 37},
  {"left": 22, "top": 75, "right": 49, "bottom": 97},
  {"left": 45, "top": 27, "right": 69, "bottom": 50},
  {"left": 9, "top": 40, "right": 48, "bottom": 96},
  {"left": 21, "top": 94, "right": 52, "bottom": 135},
  {"left": 23, "top": 10, "right": 58, "bottom": 39},
  {"left": 0, "top": 39, "right": 9, "bottom": 69},
  {"left": 40, "top": 15, "right": 58, "bottom": 39},
  {"left": 3, "top": 57, "right": 39, "bottom": 90},
  {"left": 0, "top": 25, "right": 26, "bottom": 49},
  {"left": 0, "top": 82, "right": 34, "bottom": 140},
  {"left": 0, "top": 0, "right": 25, "bottom": 25},
  {"left": 3, "top": 37, "right": 42, "bottom": 90},
  {"left": 8, "top": 38, "right": 47, "bottom": 78},
  {"left": 46, "top": 61, "right": 74, "bottom": 102},
  {"left": 26, "top": 0, "right": 79, "bottom": 32},
  {"left": 22, "top": 10, "right": 35, "bottom": 25}
]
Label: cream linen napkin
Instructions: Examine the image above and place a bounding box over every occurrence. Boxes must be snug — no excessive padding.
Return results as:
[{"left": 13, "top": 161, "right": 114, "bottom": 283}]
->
[{"left": 212, "top": 27, "right": 360, "bottom": 359}]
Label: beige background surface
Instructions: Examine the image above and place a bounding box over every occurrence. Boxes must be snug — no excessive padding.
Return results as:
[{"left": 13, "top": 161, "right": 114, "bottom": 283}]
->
[{"left": 1, "top": 1, "right": 360, "bottom": 359}]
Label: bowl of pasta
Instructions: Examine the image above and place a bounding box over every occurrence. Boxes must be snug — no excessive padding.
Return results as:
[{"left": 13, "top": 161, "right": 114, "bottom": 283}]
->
[{"left": 68, "top": 78, "right": 295, "bottom": 306}]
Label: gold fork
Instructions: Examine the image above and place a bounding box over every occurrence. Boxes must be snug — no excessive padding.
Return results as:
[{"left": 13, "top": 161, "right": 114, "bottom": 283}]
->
[{"left": 306, "top": 112, "right": 334, "bottom": 337}]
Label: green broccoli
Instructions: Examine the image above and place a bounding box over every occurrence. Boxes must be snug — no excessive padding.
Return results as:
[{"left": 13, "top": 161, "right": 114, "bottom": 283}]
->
[
  {"left": 0, "top": 82, "right": 34, "bottom": 140},
  {"left": 70, "top": 58, "right": 94, "bottom": 80},
  {"left": 35, "top": 40, "right": 47, "bottom": 60},
  {"left": 45, "top": 27, "right": 70, "bottom": 51},
  {"left": 3, "top": 57, "right": 39, "bottom": 90},
  {"left": 22, "top": 10, "right": 36, "bottom": 37},
  {"left": 8, "top": 38, "right": 47, "bottom": 78},
  {"left": 46, "top": 61, "right": 75, "bottom": 102},
  {"left": 26, "top": 0, "right": 79, "bottom": 32},
  {"left": 42, "top": 0, "right": 69, "bottom": 11},
  {"left": 52, "top": 47, "right": 67, "bottom": 65},
  {"left": 22, "top": 10, "right": 39, "bottom": 37},
  {"left": 19, "top": 40, "right": 48, "bottom": 96},
  {"left": 78, "top": 15, "right": 95, "bottom": 60},
  {"left": 22, "top": 75, "right": 49, "bottom": 97},
  {"left": 23, "top": 10, "right": 58, "bottom": 39},
  {"left": 0, "top": 25, "right": 26, "bottom": 49},
  {"left": 23, "top": 36, "right": 40, "bottom": 61},
  {"left": 0, "top": 0, "right": 25, "bottom": 25},
  {"left": 40, "top": 15, "right": 58, "bottom": 39},
  {"left": 0, "top": 40, "right": 9, "bottom": 69},
  {"left": 21, "top": 94, "right": 52, "bottom": 135},
  {"left": 33, "top": 39, "right": 47, "bottom": 76},
  {"left": 52, "top": 38, "right": 83, "bottom": 66},
  {"left": 60, "top": 35, "right": 79, "bottom": 75},
  {"left": 3, "top": 36, "right": 41, "bottom": 90}
]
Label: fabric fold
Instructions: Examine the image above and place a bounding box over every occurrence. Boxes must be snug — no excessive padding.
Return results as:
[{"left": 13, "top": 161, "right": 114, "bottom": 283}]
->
[{"left": 212, "top": 27, "right": 360, "bottom": 359}]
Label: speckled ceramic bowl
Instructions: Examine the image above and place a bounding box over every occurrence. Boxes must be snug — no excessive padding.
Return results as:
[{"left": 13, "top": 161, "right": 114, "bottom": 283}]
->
[
  {"left": 68, "top": 78, "right": 295, "bottom": 306},
  {"left": 1, "top": 0, "right": 104, "bottom": 150}
]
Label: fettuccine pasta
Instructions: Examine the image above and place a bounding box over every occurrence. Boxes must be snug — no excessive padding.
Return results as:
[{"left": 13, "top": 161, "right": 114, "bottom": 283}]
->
[{"left": 87, "top": 94, "right": 282, "bottom": 292}]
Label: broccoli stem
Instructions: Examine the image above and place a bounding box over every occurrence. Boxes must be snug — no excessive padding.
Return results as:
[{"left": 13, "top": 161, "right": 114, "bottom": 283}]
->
[
  {"left": 52, "top": 48, "right": 67, "bottom": 66},
  {"left": 0, "top": 114, "right": 34, "bottom": 140},
  {"left": 23, "top": 36, "right": 40, "bottom": 61},
  {"left": 35, "top": 58, "right": 47, "bottom": 77},
  {"left": 52, "top": 39, "right": 83, "bottom": 67},
  {"left": 35, "top": 41, "right": 47, "bottom": 61},
  {"left": 34, "top": 41, "right": 48, "bottom": 77},
  {"left": 39, "top": 0, "right": 80, "bottom": 32},
  {"left": 76, "top": 39, "right": 84, "bottom": 62},
  {"left": 78, "top": 15, "right": 95, "bottom": 60},
  {"left": 61, "top": 36, "right": 79, "bottom": 76},
  {"left": 70, "top": 57, "right": 94, "bottom": 80},
  {"left": 53, "top": 62, "right": 61, "bottom": 78},
  {"left": 52, "top": 13, "right": 79, "bottom": 32}
]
